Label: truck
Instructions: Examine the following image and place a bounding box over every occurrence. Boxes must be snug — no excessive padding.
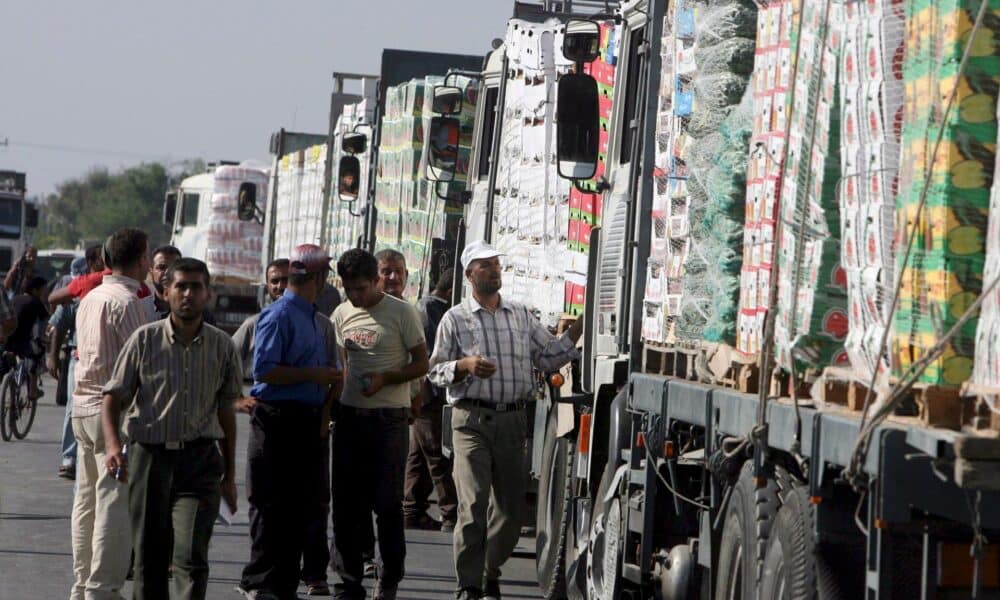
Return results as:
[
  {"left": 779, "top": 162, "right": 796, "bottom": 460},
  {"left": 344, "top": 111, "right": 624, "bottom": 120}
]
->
[
  {"left": 0, "top": 171, "right": 39, "bottom": 276},
  {"left": 252, "top": 51, "right": 482, "bottom": 298},
  {"left": 163, "top": 162, "right": 269, "bottom": 333},
  {"left": 427, "top": 0, "right": 1000, "bottom": 598}
]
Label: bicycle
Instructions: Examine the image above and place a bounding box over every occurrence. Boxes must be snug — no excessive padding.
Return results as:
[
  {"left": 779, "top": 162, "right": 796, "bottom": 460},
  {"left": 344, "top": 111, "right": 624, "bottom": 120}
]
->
[{"left": 0, "top": 352, "right": 39, "bottom": 441}]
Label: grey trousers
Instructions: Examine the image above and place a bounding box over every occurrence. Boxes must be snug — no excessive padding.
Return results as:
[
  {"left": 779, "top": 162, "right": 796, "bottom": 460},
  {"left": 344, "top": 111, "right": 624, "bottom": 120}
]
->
[
  {"left": 450, "top": 404, "right": 527, "bottom": 590},
  {"left": 128, "top": 441, "right": 223, "bottom": 600}
]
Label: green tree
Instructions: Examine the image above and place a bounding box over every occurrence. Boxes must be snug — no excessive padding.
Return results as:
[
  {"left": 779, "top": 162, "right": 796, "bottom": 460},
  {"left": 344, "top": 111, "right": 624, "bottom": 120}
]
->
[{"left": 36, "top": 160, "right": 204, "bottom": 250}]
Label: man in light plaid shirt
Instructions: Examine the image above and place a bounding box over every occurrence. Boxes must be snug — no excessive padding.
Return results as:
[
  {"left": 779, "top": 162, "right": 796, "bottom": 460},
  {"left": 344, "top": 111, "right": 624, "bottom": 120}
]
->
[{"left": 428, "top": 240, "right": 583, "bottom": 600}]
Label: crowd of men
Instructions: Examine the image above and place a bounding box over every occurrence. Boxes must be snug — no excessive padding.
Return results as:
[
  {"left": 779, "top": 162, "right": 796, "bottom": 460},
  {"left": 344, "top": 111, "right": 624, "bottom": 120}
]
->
[{"left": 43, "top": 226, "right": 583, "bottom": 600}]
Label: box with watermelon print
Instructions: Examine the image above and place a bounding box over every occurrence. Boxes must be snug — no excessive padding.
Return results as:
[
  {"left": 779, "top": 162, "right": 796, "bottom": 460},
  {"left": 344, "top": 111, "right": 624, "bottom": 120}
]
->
[{"left": 893, "top": 0, "right": 1000, "bottom": 387}]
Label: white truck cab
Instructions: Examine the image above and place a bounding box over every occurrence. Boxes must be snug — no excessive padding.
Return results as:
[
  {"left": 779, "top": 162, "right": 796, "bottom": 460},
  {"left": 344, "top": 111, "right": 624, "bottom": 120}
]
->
[{"left": 163, "top": 162, "right": 270, "bottom": 332}]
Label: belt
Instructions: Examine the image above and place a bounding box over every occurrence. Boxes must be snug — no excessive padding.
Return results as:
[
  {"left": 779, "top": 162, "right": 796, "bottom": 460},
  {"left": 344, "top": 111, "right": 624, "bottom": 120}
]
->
[
  {"left": 141, "top": 438, "right": 215, "bottom": 451},
  {"left": 340, "top": 406, "right": 409, "bottom": 418},
  {"left": 460, "top": 398, "right": 526, "bottom": 412}
]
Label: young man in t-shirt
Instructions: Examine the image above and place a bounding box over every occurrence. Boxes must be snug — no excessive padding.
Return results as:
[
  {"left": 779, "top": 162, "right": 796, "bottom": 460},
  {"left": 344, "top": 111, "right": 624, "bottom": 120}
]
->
[{"left": 330, "top": 249, "right": 428, "bottom": 600}]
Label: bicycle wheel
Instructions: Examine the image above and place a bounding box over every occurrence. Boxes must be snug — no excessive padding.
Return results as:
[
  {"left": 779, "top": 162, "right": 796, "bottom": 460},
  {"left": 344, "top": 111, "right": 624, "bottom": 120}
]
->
[
  {"left": 12, "top": 367, "right": 36, "bottom": 439},
  {"left": 0, "top": 372, "right": 13, "bottom": 441}
]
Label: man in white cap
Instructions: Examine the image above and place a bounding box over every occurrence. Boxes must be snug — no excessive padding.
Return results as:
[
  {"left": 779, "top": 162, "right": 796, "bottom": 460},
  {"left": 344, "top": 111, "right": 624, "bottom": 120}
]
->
[
  {"left": 428, "top": 240, "right": 583, "bottom": 600},
  {"left": 238, "top": 243, "right": 342, "bottom": 600}
]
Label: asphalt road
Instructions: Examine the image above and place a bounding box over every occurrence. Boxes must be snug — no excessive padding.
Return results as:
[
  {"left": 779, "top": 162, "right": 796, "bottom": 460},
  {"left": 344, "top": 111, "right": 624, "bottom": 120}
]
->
[{"left": 0, "top": 376, "right": 543, "bottom": 599}]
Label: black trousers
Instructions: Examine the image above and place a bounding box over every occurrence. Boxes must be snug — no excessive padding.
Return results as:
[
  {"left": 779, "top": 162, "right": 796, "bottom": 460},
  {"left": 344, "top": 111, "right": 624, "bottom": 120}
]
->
[
  {"left": 129, "top": 440, "right": 223, "bottom": 600},
  {"left": 301, "top": 433, "right": 331, "bottom": 584},
  {"left": 330, "top": 407, "right": 409, "bottom": 599},
  {"left": 240, "top": 402, "right": 324, "bottom": 599}
]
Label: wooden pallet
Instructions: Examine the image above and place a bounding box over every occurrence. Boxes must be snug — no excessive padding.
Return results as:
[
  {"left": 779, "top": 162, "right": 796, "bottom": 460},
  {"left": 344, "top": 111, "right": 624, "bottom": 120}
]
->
[
  {"left": 643, "top": 343, "right": 700, "bottom": 382},
  {"left": 815, "top": 367, "right": 874, "bottom": 412},
  {"left": 960, "top": 383, "right": 1000, "bottom": 434},
  {"left": 890, "top": 382, "right": 975, "bottom": 431},
  {"left": 642, "top": 342, "right": 759, "bottom": 393}
]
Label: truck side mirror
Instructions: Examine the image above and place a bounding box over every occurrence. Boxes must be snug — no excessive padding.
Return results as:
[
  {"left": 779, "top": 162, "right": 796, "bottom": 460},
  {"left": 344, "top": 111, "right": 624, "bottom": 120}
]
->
[
  {"left": 563, "top": 20, "right": 601, "bottom": 63},
  {"left": 342, "top": 132, "right": 368, "bottom": 155},
  {"left": 433, "top": 86, "right": 463, "bottom": 115},
  {"left": 426, "top": 116, "right": 461, "bottom": 182},
  {"left": 163, "top": 191, "right": 178, "bottom": 226},
  {"left": 556, "top": 73, "right": 599, "bottom": 180},
  {"left": 25, "top": 204, "right": 38, "bottom": 229},
  {"left": 339, "top": 156, "right": 361, "bottom": 202},
  {"left": 237, "top": 182, "right": 258, "bottom": 222}
]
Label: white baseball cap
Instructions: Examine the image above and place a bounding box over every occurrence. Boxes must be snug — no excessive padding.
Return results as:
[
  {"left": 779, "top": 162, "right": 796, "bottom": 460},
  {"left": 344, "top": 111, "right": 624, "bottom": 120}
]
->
[{"left": 461, "top": 240, "right": 504, "bottom": 267}]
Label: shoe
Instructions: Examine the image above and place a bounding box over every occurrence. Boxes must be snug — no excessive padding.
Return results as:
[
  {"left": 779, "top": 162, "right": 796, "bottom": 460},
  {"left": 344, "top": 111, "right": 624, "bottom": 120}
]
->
[
  {"left": 404, "top": 513, "right": 441, "bottom": 531},
  {"left": 364, "top": 559, "right": 376, "bottom": 578},
  {"left": 482, "top": 579, "right": 501, "bottom": 600},
  {"left": 456, "top": 588, "right": 482, "bottom": 600},
  {"left": 58, "top": 465, "right": 75, "bottom": 480},
  {"left": 441, "top": 520, "right": 456, "bottom": 533},
  {"left": 234, "top": 585, "right": 280, "bottom": 600},
  {"left": 372, "top": 579, "right": 397, "bottom": 600},
  {"left": 304, "top": 580, "right": 330, "bottom": 596}
]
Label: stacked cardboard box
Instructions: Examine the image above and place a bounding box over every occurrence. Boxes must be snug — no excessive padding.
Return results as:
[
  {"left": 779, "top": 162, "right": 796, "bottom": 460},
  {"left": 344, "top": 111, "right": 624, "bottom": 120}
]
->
[
  {"left": 206, "top": 165, "right": 270, "bottom": 282},
  {"left": 375, "top": 76, "right": 477, "bottom": 299},
  {"left": 972, "top": 97, "right": 1000, "bottom": 394},
  {"left": 270, "top": 146, "right": 326, "bottom": 264},
  {"left": 642, "top": 0, "right": 686, "bottom": 344},
  {"left": 488, "top": 19, "right": 573, "bottom": 327},
  {"left": 771, "top": 0, "right": 849, "bottom": 376},
  {"left": 736, "top": 0, "right": 795, "bottom": 357},
  {"left": 565, "top": 21, "right": 617, "bottom": 317},
  {"left": 894, "top": 0, "right": 1000, "bottom": 387},
  {"left": 839, "top": 0, "right": 904, "bottom": 383}
]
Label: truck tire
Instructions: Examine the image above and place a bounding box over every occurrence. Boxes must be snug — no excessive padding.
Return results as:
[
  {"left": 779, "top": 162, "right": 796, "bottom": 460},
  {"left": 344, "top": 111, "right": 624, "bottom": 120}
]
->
[
  {"left": 586, "top": 466, "right": 622, "bottom": 600},
  {"left": 715, "top": 461, "right": 783, "bottom": 600},
  {"left": 759, "top": 485, "right": 815, "bottom": 600},
  {"left": 536, "top": 414, "right": 573, "bottom": 599},
  {"left": 761, "top": 482, "right": 867, "bottom": 600}
]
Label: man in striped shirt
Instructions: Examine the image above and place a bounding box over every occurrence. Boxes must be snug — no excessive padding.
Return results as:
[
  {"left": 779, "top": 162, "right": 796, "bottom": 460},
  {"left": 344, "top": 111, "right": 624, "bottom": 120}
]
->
[
  {"left": 428, "top": 241, "right": 583, "bottom": 600},
  {"left": 70, "top": 228, "right": 152, "bottom": 600},
  {"left": 102, "top": 258, "right": 243, "bottom": 600}
]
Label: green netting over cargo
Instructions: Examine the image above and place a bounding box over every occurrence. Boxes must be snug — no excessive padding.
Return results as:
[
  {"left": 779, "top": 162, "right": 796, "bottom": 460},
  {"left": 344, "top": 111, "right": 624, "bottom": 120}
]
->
[{"left": 669, "top": 0, "right": 756, "bottom": 346}]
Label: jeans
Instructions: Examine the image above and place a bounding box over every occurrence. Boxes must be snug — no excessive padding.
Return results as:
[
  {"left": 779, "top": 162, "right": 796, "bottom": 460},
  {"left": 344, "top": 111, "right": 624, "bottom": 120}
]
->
[
  {"left": 330, "top": 407, "right": 409, "bottom": 600},
  {"left": 240, "top": 402, "right": 324, "bottom": 599},
  {"left": 60, "top": 357, "right": 77, "bottom": 468}
]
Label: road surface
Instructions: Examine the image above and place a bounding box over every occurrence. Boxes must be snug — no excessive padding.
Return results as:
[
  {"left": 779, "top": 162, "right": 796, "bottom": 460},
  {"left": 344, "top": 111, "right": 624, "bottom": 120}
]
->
[{"left": 0, "top": 378, "right": 543, "bottom": 599}]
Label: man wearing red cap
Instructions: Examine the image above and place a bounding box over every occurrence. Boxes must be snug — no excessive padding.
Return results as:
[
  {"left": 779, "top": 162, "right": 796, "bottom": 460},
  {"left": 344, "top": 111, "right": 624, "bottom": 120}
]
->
[{"left": 238, "top": 244, "right": 342, "bottom": 600}]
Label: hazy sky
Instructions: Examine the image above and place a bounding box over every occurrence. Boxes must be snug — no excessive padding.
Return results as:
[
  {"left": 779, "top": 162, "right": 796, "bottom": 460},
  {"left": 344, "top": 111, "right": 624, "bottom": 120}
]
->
[{"left": 1, "top": 1, "right": 512, "bottom": 197}]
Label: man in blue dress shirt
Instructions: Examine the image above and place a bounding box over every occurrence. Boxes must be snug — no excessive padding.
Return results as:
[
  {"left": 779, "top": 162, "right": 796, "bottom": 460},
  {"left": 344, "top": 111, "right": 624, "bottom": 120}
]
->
[{"left": 239, "top": 244, "right": 343, "bottom": 600}]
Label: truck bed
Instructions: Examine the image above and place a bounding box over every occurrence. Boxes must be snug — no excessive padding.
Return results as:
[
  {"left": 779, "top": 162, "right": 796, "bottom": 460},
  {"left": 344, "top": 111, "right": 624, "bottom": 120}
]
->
[{"left": 629, "top": 373, "right": 1000, "bottom": 530}]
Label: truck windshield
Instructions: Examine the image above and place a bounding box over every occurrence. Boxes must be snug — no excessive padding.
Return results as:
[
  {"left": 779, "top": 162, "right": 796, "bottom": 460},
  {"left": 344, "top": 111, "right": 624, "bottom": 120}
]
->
[{"left": 0, "top": 196, "right": 23, "bottom": 239}]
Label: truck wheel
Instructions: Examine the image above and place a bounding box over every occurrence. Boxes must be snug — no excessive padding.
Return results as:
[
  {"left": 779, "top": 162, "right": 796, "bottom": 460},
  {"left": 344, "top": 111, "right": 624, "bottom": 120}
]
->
[
  {"left": 536, "top": 414, "right": 573, "bottom": 599},
  {"left": 586, "top": 467, "right": 622, "bottom": 600},
  {"left": 715, "top": 462, "right": 783, "bottom": 600},
  {"left": 759, "top": 485, "right": 815, "bottom": 600},
  {"left": 761, "top": 482, "right": 868, "bottom": 600}
]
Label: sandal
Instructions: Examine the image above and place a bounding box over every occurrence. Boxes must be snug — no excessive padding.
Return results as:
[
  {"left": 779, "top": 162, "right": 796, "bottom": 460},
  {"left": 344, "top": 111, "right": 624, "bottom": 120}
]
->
[{"left": 305, "top": 581, "right": 330, "bottom": 596}]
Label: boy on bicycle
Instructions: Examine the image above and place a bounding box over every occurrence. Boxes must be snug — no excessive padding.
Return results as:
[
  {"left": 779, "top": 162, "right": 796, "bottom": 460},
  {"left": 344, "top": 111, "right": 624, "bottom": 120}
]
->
[{"left": 8, "top": 275, "right": 49, "bottom": 398}]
